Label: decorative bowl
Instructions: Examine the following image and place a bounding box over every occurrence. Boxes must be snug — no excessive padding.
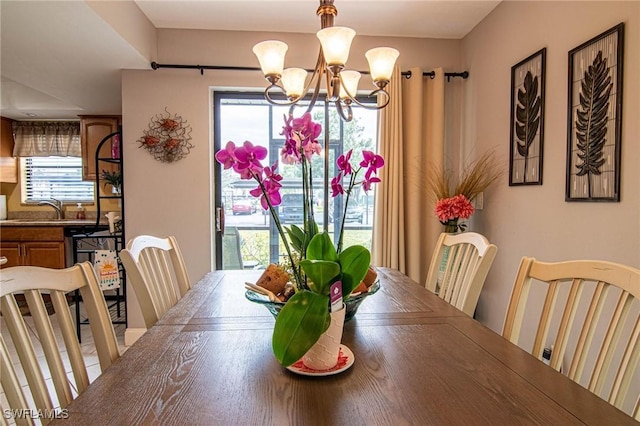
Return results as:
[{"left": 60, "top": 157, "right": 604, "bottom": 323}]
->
[{"left": 245, "top": 280, "right": 380, "bottom": 322}]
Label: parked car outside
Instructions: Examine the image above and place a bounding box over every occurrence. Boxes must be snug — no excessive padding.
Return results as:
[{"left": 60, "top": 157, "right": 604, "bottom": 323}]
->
[
  {"left": 278, "top": 193, "right": 336, "bottom": 224},
  {"left": 232, "top": 200, "right": 257, "bottom": 215},
  {"left": 279, "top": 193, "right": 304, "bottom": 223},
  {"left": 344, "top": 202, "right": 364, "bottom": 223}
]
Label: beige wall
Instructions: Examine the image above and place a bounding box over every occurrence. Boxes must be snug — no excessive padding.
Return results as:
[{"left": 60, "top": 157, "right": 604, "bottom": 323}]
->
[
  {"left": 122, "top": 29, "right": 462, "bottom": 329},
  {"left": 461, "top": 1, "right": 640, "bottom": 333}
]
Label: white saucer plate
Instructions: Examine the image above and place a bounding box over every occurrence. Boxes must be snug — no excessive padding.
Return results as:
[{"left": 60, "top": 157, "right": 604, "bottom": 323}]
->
[{"left": 286, "top": 344, "right": 355, "bottom": 377}]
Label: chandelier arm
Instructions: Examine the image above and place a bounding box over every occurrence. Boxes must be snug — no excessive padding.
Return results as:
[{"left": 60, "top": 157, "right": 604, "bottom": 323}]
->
[
  {"left": 264, "top": 84, "right": 297, "bottom": 106},
  {"left": 337, "top": 72, "right": 389, "bottom": 110},
  {"left": 345, "top": 88, "right": 391, "bottom": 110},
  {"left": 302, "top": 53, "right": 327, "bottom": 115},
  {"left": 335, "top": 100, "right": 353, "bottom": 122}
]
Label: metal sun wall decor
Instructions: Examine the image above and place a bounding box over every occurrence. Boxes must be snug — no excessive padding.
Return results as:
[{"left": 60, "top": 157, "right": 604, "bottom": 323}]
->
[
  {"left": 138, "top": 109, "right": 193, "bottom": 163},
  {"left": 566, "top": 23, "right": 624, "bottom": 202},
  {"left": 509, "top": 48, "right": 546, "bottom": 186}
]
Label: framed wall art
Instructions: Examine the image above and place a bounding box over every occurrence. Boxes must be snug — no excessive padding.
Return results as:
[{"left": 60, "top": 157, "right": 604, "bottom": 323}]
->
[
  {"left": 566, "top": 23, "right": 624, "bottom": 202},
  {"left": 509, "top": 48, "right": 546, "bottom": 186}
]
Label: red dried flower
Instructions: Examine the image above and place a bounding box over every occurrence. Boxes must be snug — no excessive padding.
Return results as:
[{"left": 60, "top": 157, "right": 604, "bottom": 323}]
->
[
  {"left": 161, "top": 119, "right": 179, "bottom": 131},
  {"left": 434, "top": 194, "right": 474, "bottom": 222},
  {"left": 164, "top": 138, "right": 180, "bottom": 150},
  {"left": 143, "top": 135, "right": 160, "bottom": 146}
]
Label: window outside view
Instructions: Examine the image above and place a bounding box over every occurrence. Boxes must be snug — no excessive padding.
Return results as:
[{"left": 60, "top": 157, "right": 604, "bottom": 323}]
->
[
  {"left": 21, "top": 157, "right": 94, "bottom": 203},
  {"left": 216, "top": 93, "right": 378, "bottom": 269}
]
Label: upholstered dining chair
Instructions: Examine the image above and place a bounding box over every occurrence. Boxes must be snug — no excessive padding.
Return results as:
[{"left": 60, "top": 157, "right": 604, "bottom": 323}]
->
[
  {"left": 424, "top": 232, "right": 498, "bottom": 316},
  {"left": 503, "top": 257, "right": 640, "bottom": 418},
  {"left": 0, "top": 263, "right": 120, "bottom": 420},
  {"left": 119, "top": 235, "right": 191, "bottom": 329}
]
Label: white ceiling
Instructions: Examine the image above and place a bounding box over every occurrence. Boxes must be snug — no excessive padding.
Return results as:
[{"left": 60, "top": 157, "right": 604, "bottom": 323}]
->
[
  {"left": 135, "top": 0, "right": 500, "bottom": 39},
  {"left": 0, "top": 0, "right": 500, "bottom": 121}
]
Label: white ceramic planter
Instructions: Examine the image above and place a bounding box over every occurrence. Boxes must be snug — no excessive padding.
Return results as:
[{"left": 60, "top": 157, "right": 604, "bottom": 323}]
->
[{"left": 301, "top": 305, "right": 346, "bottom": 370}]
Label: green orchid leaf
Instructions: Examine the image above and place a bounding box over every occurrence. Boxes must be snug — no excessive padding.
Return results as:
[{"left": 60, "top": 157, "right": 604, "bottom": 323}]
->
[
  {"left": 299, "top": 260, "right": 340, "bottom": 295},
  {"left": 305, "top": 232, "right": 338, "bottom": 262},
  {"left": 306, "top": 215, "right": 318, "bottom": 242},
  {"left": 286, "top": 224, "right": 305, "bottom": 254},
  {"left": 272, "top": 291, "right": 330, "bottom": 367},
  {"left": 338, "top": 245, "right": 371, "bottom": 296}
]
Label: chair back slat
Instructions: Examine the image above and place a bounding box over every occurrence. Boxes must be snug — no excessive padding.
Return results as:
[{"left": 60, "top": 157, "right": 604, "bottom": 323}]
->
[
  {"left": 77, "top": 263, "right": 120, "bottom": 371},
  {"left": 611, "top": 317, "right": 640, "bottom": 409},
  {"left": 532, "top": 280, "right": 559, "bottom": 358},
  {"left": 503, "top": 257, "right": 640, "bottom": 417},
  {"left": 1, "top": 295, "right": 54, "bottom": 415},
  {"left": 550, "top": 279, "right": 582, "bottom": 370},
  {"left": 568, "top": 281, "right": 606, "bottom": 380},
  {"left": 1, "top": 339, "right": 34, "bottom": 426},
  {"left": 0, "top": 263, "right": 119, "bottom": 422},
  {"left": 425, "top": 232, "right": 497, "bottom": 316},
  {"left": 140, "top": 248, "right": 175, "bottom": 314},
  {"left": 446, "top": 244, "right": 473, "bottom": 306},
  {"left": 50, "top": 291, "right": 90, "bottom": 393},
  {"left": 119, "top": 235, "right": 191, "bottom": 329},
  {"left": 23, "top": 289, "right": 75, "bottom": 407},
  {"left": 589, "top": 291, "right": 633, "bottom": 395}
]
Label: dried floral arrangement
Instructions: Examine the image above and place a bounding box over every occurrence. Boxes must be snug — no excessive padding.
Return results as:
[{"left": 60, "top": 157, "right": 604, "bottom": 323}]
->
[
  {"left": 426, "top": 150, "right": 503, "bottom": 232},
  {"left": 138, "top": 109, "right": 193, "bottom": 163}
]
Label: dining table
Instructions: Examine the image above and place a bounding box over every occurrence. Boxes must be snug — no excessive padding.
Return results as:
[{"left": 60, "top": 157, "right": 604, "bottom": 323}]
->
[{"left": 54, "top": 267, "right": 637, "bottom": 425}]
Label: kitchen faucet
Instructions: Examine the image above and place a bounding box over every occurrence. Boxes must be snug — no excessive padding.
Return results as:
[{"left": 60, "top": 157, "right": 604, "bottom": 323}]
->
[{"left": 38, "top": 198, "right": 63, "bottom": 219}]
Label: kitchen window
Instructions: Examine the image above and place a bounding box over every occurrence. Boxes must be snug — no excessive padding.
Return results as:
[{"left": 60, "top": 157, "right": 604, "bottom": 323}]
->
[{"left": 21, "top": 157, "right": 94, "bottom": 203}]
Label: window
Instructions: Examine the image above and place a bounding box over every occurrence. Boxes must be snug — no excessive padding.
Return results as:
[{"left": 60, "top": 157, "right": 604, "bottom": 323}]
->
[
  {"left": 21, "top": 157, "right": 94, "bottom": 203},
  {"left": 215, "top": 92, "right": 378, "bottom": 269}
]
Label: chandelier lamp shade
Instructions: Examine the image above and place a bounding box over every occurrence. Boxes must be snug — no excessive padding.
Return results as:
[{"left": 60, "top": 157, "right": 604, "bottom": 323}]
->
[{"left": 252, "top": 0, "right": 400, "bottom": 121}]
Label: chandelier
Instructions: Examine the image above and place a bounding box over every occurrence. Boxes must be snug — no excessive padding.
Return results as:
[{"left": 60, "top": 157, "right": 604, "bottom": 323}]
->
[{"left": 252, "top": 0, "right": 399, "bottom": 122}]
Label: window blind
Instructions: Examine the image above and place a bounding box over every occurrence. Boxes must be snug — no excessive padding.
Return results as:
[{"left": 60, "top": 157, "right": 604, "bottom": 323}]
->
[{"left": 23, "top": 157, "right": 94, "bottom": 202}]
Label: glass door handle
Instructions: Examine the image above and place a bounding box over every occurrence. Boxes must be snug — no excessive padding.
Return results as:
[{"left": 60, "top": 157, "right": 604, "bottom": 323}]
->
[{"left": 216, "top": 205, "right": 225, "bottom": 234}]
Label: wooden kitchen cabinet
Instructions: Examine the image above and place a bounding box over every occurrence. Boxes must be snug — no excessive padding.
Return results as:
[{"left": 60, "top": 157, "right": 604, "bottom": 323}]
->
[
  {"left": 0, "top": 242, "right": 20, "bottom": 266},
  {"left": 0, "top": 226, "right": 66, "bottom": 268},
  {"left": 79, "top": 115, "right": 120, "bottom": 181},
  {"left": 0, "top": 116, "right": 18, "bottom": 183}
]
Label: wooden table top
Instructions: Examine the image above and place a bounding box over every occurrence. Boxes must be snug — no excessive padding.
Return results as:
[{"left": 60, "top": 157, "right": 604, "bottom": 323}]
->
[{"left": 55, "top": 268, "right": 636, "bottom": 425}]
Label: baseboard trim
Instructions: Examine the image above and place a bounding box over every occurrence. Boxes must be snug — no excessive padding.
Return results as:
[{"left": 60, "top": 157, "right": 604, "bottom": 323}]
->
[{"left": 124, "top": 327, "right": 147, "bottom": 346}]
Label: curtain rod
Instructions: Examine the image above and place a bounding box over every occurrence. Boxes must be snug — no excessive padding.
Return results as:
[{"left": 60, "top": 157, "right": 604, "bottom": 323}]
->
[{"left": 149, "top": 62, "right": 469, "bottom": 81}]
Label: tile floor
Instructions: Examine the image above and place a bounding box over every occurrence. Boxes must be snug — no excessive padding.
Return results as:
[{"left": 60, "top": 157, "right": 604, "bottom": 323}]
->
[{"left": 1, "top": 301, "right": 127, "bottom": 425}]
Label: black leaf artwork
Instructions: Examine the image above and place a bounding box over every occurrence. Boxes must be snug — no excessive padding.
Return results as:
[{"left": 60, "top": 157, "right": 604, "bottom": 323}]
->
[
  {"left": 575, "top": 51, "right": 612, "bottom": 198},
  {"left": 515, "top": 71, "right": 541, "bottom": 183}
]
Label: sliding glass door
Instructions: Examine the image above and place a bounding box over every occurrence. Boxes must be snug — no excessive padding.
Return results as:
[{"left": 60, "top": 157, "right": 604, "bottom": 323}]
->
[{"left": 214, "top": 92, "right": 377, "bottom": 270}]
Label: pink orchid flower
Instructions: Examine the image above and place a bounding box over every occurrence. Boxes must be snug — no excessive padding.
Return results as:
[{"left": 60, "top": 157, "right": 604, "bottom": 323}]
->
[
  {"left": 360, "top": 150, "right": 385, "bottom": 180},
  {"left": 331, "top": 173, "right": 344, "bottom": 197},
  {"left": 362, "top": 176, "right": 381, "bottom": 192},
  {"left": 215, "top": 141, "right": 237, "bottom": 169},
  {"left": 337, "top": 150, "right": 353, "bottom": 176},
  {"left": 234, "top": 141, "right": 267, "bottom": 171}
]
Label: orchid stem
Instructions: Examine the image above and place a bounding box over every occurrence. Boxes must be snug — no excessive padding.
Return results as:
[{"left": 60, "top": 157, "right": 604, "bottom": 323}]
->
[
  {"left": 254, "top": 173, "right": 303, "bottom": 288},
  {"left": 337, "top": 168, "right": 359, "bottom": 253}
]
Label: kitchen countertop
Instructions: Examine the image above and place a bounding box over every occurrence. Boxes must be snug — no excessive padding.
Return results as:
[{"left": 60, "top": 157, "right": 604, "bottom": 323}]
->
[{"left": 0, "top": 219, "right": 103, "bottom": 227}]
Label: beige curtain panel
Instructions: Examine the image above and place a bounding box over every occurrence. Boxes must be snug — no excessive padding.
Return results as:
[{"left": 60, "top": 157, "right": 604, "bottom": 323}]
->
[
  {"left": 372, "top": 66, "right": 445, "bottom": 285},
  {"left": 12, "top": 121, "right": 81, "bottom": 157}
]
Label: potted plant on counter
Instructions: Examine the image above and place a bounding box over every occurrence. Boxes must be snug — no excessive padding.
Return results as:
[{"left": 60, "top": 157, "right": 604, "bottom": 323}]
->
[{"left": 101, "top": 169, "right": 121, "bottom": 195}]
